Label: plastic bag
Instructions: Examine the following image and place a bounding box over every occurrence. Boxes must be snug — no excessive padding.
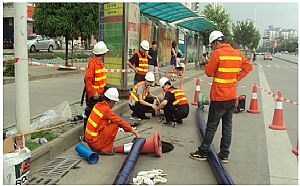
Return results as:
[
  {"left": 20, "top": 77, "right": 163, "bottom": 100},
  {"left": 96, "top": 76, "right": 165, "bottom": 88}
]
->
[
  {"left": 31, "top": 101, "right": 72, "bottom": 130},
  {"left": 3, "top": 147, "right": 31, "bottom": 185}
]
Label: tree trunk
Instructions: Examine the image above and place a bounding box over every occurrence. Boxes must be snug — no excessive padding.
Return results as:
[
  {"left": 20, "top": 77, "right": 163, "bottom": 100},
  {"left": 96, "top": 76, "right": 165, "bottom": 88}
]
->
[
  {"left": 71, "top": 39, "right": 74, "bottom": 66},
  {"left": 65, "top": 33, "right": 68, "bottom": 66}
]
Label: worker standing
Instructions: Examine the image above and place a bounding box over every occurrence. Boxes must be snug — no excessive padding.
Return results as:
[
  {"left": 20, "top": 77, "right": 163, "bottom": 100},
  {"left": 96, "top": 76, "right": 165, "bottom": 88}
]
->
[
  {"left": 82, "top": 41, "right": 109, "bottom": 141},
  {"left": 156, "top": 77, "right": 189, "bottom": 125},
  {"left": 189, "top": 31, "right": 253, "bottom": 163},
  {"left": 85, "top": 88, "right": 140, "bottom": 155},
  {"left": 129, "top": 72, "right": 159, "bottom": 120},
  {"left": 127, "top": 40, "right": 150, "bottom": 85}
]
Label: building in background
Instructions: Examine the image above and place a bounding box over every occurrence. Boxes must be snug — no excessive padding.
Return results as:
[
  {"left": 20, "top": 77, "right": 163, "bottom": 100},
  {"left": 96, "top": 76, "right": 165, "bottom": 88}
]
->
[{"left": 3, "top": 3, "right": 35, "bottom": 49}]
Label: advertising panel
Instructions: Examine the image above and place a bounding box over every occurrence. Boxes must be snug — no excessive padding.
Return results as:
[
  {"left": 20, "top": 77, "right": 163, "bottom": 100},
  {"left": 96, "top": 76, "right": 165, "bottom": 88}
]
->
[
  {"left": 158, "top": 26, "right": 178, "bottom": 66},
  {"left": 140, "top": 16, "right": 153, "bottom": 43},
  {"left": 126, "top": 3, "right": 140, "bottom": 87},
  {"left": 99, "top": 3, "right": 124, "bottom": 87}
]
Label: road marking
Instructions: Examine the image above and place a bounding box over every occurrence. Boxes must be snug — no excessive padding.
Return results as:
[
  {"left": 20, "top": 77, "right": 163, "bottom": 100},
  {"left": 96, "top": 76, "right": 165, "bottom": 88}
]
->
[{"left": 258, "top": 66, "right": 298, "bottom": 184}]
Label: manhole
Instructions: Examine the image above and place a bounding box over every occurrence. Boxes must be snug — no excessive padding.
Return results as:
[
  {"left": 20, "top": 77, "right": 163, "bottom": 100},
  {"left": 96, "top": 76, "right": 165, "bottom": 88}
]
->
[
  {"left": 28, "top": 157, "right": 80, "bottom": 185},
  {"left": 162, "top": 141, "right": 174, "bottom": 153}
]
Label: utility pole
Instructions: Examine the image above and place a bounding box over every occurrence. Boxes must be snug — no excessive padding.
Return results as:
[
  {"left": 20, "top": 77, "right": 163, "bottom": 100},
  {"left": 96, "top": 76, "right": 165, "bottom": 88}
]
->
[{"left": 14, "top": 3, "right": 31, "bottom": 139}]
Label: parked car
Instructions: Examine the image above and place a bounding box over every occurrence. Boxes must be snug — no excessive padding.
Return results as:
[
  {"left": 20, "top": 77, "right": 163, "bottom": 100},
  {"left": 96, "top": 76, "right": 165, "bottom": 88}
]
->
[
  {"left": 27, "top": 35, "right": 56, "bottom": 52},
  {"left": 264, "top": 52, "right": 272, "bottom": 60}
]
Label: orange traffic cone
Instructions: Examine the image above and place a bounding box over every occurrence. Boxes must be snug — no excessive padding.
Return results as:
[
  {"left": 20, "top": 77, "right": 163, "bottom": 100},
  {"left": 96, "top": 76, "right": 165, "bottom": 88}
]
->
[
  {"left": 292, "top": 141, "right": 298, "bottom": 156},
  {"left": 247, "top": 84, "right": 260, "bottom": 114},
  {"left": 192, "top": 79, "right": 201, "bottom": 105},
  {"left": 113, "top": 131, "right": 162, "bottom": 157},
  {"left": 269, "top": 92, "right": 286, "bottom": 130}
]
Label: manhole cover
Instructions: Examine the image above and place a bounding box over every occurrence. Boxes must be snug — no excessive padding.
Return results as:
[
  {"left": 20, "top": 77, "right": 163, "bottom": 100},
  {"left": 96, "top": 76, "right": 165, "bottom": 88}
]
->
[{"left": 28, "top": 157, "right": 80, "bottom": 185}]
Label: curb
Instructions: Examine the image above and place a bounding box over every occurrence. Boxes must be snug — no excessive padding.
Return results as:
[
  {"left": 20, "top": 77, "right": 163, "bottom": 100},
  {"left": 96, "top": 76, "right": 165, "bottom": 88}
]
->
[{"left": 30, "top": 69, "right": 203, "bottom": 167}]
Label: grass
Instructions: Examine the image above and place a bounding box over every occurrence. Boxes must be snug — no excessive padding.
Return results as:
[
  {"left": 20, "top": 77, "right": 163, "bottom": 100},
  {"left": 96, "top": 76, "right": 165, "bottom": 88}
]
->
[{"left": 26, "top": 130, "right": 57, "bottom": 151}]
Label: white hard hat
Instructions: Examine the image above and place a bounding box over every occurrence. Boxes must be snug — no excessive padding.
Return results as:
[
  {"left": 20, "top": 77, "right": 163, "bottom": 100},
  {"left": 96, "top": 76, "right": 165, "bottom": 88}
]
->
[
  {"left": 93, "top": 41, "right": 109, "bottom": 55},
  {"left": 209, "top": 31, "right": 224, "bottom": 44},
  {"left": 145, "top": 72, "right": 155, "bottom": 82},
  {"left": 179, "top": 63, "right": 185, "bottom": 68},
  {"left": 140, "top": 40, "right": 150, "bottom": 50},
  {"left": 104, "top": 87, "right": 119, "bottom": 102},
  {"left": 159, "top": 77, "right": 169, "bottom": 88}
]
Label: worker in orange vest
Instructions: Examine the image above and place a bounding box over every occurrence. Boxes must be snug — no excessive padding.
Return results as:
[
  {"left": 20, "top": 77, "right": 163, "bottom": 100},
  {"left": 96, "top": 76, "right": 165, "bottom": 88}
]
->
[
  {"left": 82, "top": 41, "right": 109, "bottom": 141},
  {"left": 156, "top": 77, "right": 189, "bottom": 126},
  {"left": 85, "top": 88, "right": 140, "bottom": 155},
  {"left": 129, "top": 72, "right": 159, "bottom": 120},
  {"left": 190, "top": 31, "right": 253, "bottom": 163},
  {"left": 127, "top": 40, "right": 150, "bottom": 85}
]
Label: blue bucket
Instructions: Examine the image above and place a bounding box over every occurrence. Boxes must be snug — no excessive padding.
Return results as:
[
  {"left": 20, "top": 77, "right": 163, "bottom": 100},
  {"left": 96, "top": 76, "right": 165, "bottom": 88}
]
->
[{"left": 75, "top": 143, "right": 99, "bottom": 164}]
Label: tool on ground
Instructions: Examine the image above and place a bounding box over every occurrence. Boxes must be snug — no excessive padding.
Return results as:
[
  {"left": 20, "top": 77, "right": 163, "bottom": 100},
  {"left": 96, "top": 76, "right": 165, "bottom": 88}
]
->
[
  {"left": 234, "top": 95, "right": 246, "bottom": 114},
  {"left": 75, "top": 143, "right": 99, "bottom": 164}
]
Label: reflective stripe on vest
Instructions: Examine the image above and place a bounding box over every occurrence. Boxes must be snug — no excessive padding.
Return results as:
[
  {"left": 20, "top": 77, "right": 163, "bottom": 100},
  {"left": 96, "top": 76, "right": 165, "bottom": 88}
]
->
[
  {"left": 173, "top": 97, "right": 187, "bottom": 105},
  {"left": 95, "top": 68, "right": 105, "bottom": 73},
  {"left": 168, "top": 88, "right": 188, "bottom": 105},
  {"left": 93, "top": 84, "right": 106, "bottom": 89},
  {"left": 86, "top": 128, "right": 98, "bottom": 137},
  {"left": 135, "top": 51, "right": 148, "bottom": 75},
  {"left": 214, "top": 77, "right": 237, "bottom": 83},
  {"left": 93, "top": 107, "right": 104, "bottom": 118},
  {"left": 129, "top": 82, "right": 148, "bottom": 102},
  {"left": 218, "top": 67, "right": 241, "bottom": 73},
  {"left": 95, "top": 75, "right": 107, "bottom": 81},
  {"left": 88, "top": 117, "right": 98, "bottom": 128},
  {"left": 219, "top": 56, "right": 242, "bottom": 61}
]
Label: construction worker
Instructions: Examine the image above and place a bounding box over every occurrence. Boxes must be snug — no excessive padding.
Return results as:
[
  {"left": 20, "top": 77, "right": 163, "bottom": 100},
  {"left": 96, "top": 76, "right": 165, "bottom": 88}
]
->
[
  {"left": 82, "top": 41, "right": 109, "bottom": 141},
  {"left": 189, "top": 31, "right": 253, "bottom": 163},
  {"left": 127, "top": 40, "right": 150, "bottom": 85},
  {"left": 129, "top": 72, "right": 159, "bottom": 120},
  {"left": 85, "top": 88, "right": 140, "bottom": 155},
  {"left": 156, "top": 77, "right": 189, "bottom": 125}
]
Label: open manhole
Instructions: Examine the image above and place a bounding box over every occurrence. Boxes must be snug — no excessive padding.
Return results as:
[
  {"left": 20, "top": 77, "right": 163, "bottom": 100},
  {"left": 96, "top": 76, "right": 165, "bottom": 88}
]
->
[{"left": 162, "top": 141, "right": 174, "bottom": 153}]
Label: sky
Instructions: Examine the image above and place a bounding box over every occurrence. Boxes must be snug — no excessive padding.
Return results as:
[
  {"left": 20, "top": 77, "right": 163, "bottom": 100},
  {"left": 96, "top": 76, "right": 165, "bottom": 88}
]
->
[{"left": 198, "top": 2, "right": 298, "bottom": 36}]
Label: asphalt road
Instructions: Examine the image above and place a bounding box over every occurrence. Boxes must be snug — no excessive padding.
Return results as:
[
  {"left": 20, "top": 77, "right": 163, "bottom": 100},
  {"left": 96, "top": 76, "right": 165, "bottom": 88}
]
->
[
  {"left": 3, "top": 72, "right": 85, "bottom": 128},
  {"left": 257, "top": 55, "right": 298, "bottom": 145}
]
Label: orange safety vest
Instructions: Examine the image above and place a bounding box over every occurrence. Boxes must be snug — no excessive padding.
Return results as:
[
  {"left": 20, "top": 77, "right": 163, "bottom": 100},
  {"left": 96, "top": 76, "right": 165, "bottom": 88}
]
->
[
  {"left": 134, "top": 51, "right": 148, "bottom": 76},
  {"left": 167, "top": 87, "right": 188, "bottom": 105},
  {"left": 85, "top": 101, "right": 110, "bottom": 143},
  {"left": 212, "top": 55, "right": 242, "bottom": 87},
  {"left": 129, "top": 81, "right": 150, "bottom": 102},
  {"left": 85, "top": 56, "right": 107, "bottom": 98}
]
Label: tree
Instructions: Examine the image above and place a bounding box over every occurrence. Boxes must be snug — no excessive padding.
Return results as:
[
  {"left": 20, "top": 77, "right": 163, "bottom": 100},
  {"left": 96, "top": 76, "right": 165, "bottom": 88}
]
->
[
  {"left": 200, "top": 3, "right": 232, "bottom": 46},
  {"left": 33, "top": 3, "right": 98, "bottom": 66},
  {"left": 232, "top": 20, "right": 261, "bottom": 50}
]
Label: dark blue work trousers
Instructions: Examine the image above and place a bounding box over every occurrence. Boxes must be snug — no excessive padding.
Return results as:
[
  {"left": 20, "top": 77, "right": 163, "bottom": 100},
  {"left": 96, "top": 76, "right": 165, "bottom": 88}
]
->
[{"left": 198, "top": 100, "right": 236, "bottom": 156}]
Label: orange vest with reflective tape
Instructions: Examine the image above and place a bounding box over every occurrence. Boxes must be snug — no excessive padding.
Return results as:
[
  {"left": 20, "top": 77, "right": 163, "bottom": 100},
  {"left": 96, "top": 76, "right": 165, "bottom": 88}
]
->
[
  {"left": 85, "top": 101, "right": 110, "bottom": 143},
  {"left": 167, "top": 87, "right": 188, "bottom": 105},
  {"left": 135, "top": 51, "right": 148, "bottom": 76},
  {"left": 85, "top": 56, "right": 107, "bottom": 97},
  {"left": 129, "top": 81, "right": 150, "bottom": 102}
]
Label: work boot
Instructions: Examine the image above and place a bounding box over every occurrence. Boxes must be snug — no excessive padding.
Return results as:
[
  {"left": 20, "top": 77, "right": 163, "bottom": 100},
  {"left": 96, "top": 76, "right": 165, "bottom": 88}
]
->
[
  {"left": 163, "top": 121, "right": 177, "bottom": 128},
  {"left": 138, "top": 115, "right": 150, "bottom": 120},
  {"left": 218, "top": 153, "right": 229, "bottom": 163}
]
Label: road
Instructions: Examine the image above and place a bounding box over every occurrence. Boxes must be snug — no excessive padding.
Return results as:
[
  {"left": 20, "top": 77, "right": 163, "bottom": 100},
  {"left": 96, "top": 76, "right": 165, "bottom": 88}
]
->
[
  {"left": 3, "top": 72, "right": 85, "bottom": 129},
  {"left": 256, "top": 55, "right": 298, "bottom": 144}
]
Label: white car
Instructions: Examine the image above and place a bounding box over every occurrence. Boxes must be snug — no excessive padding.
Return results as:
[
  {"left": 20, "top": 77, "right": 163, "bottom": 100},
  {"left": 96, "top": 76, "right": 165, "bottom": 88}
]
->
[{"left": 27, "top": 35, "right": 56, "bottom": 52}]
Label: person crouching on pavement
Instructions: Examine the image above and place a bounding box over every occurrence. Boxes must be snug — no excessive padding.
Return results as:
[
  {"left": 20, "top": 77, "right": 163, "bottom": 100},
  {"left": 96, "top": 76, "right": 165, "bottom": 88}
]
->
[
  {"left": 155, "top": 77, "right": 189, "bottom": 125},
  {"left": 129, "top": 72, "right": 160, "bottom": 120},
  {"left": 85, "top": 88, "right": 140, "bottom": 156}
]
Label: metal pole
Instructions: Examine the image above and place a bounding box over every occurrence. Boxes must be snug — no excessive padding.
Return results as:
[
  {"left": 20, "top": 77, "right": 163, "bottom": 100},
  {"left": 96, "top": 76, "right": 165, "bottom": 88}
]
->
[{"left": 14, "top": 3, "right": 31, "bottom": 138}]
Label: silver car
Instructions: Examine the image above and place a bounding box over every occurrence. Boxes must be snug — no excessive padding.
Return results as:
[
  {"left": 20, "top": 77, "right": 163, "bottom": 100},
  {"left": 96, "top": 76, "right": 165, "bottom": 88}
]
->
[{"left": 27, "top": 35, "right": 56, "bottom": 52}]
